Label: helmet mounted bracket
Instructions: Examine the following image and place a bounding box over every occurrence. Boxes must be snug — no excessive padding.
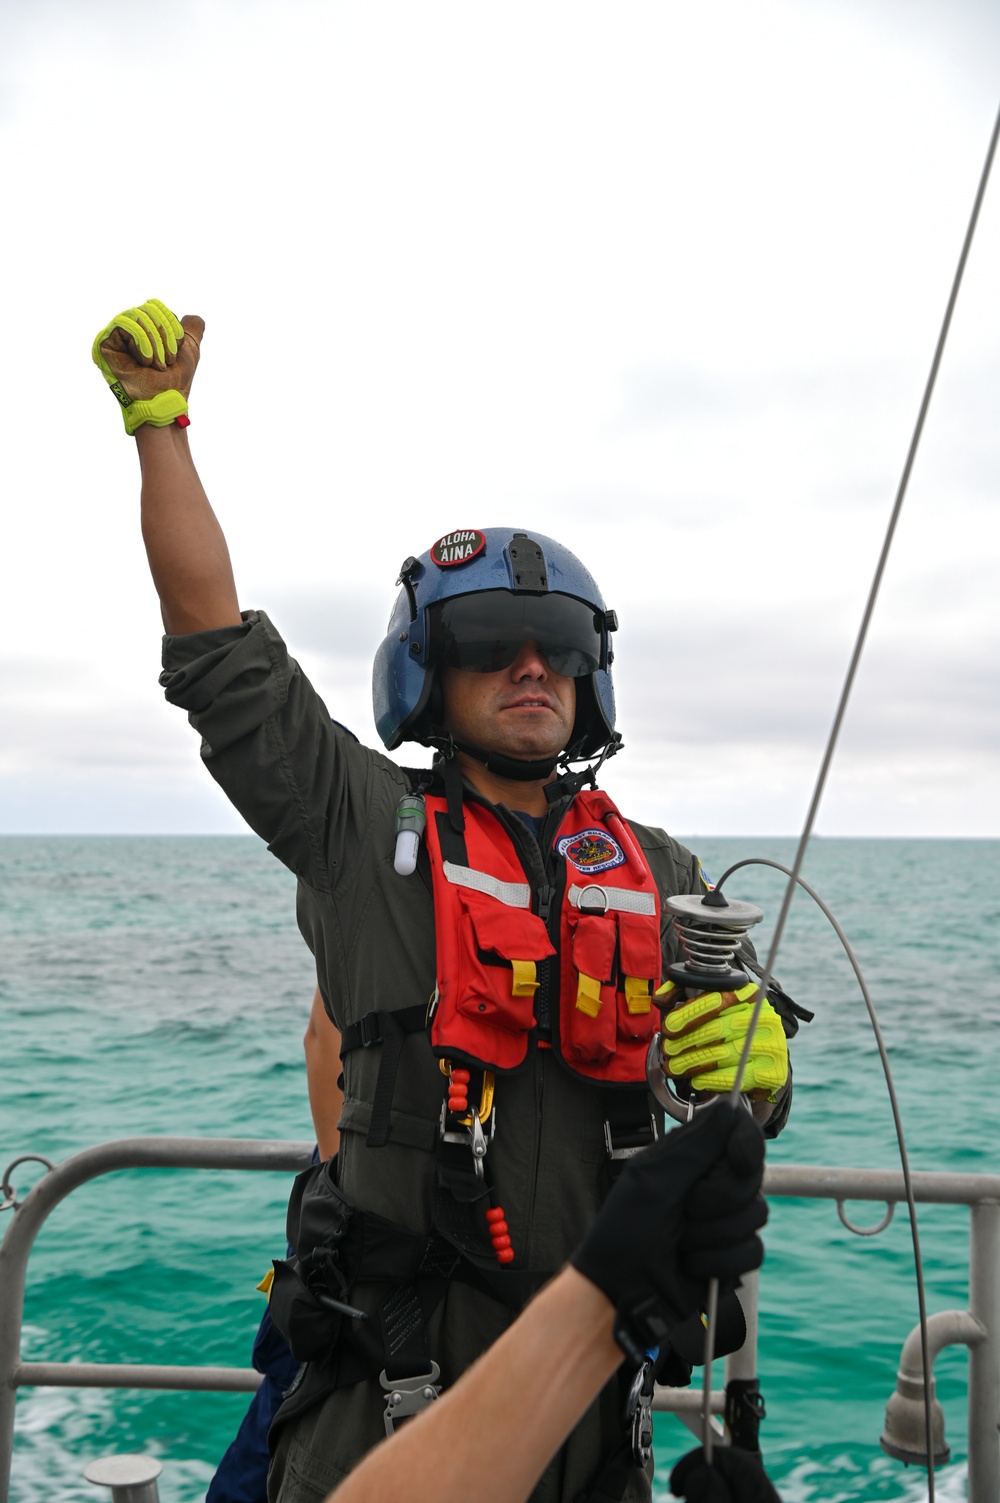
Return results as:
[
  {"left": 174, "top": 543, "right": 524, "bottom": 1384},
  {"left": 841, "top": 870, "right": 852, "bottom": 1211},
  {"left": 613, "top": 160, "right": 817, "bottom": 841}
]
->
[{"left": 507, "top": 534, "right": 548, "bottom": 592}]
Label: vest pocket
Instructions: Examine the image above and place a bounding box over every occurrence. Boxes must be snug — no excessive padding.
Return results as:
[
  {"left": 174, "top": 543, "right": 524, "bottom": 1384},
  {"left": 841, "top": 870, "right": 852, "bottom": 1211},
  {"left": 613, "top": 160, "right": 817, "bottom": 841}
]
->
[
  {"left": 563, "top": 909, "right": 660, "bottom": 1061},
  {"left": 564, "top": 910, "right": 618, "bottom": 1064},
  {"left": 615, "top": 912, "right": 660, "bottom": 1043},
  {"left": 455, "top": 890, "right": 555, "bottom": 1035}
]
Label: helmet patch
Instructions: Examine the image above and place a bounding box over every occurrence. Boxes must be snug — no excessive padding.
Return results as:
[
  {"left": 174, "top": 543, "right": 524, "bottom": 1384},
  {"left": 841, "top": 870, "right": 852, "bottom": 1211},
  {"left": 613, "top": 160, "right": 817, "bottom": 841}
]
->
[
  {"left": 556, "top": 829, "right": 626, "bottom": 874},
  {"left": 431, "top": 530, "right": 487, "bottom": 567}
]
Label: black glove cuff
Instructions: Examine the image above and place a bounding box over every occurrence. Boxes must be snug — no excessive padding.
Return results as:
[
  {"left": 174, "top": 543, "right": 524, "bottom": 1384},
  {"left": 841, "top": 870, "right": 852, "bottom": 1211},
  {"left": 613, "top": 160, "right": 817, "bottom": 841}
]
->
[{"left": 612, "top": 1298, "right": 672, "bottom": 1367}]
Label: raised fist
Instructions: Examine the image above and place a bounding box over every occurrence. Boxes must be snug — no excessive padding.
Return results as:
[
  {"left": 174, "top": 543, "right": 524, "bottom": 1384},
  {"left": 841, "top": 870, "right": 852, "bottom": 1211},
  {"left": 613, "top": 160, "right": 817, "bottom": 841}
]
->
[{"left": 93, "top": 298, "right": 204, "bottom": 433}]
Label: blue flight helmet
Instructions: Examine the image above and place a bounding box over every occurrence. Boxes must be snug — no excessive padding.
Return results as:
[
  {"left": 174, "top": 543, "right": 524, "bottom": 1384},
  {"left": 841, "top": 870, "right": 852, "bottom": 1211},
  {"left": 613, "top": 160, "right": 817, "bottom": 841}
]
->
[{"left": 373, "top": 528, "right": 619, "bottom": 760}]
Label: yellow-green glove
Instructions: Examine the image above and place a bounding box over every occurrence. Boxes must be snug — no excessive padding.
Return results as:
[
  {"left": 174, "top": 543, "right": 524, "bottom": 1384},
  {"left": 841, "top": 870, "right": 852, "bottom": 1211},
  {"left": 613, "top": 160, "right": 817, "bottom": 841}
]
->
[
  {"left": 657, "top": 980, "right": 789, "bottom": 1098},
  {"left": 92, "top": 298, "right": 204, "bottom": 434}
]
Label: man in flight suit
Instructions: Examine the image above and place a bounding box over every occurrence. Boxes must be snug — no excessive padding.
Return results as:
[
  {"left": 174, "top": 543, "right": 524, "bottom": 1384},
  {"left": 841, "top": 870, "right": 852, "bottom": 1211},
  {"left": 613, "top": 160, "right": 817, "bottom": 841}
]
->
[{"left": 92, "top": 300, "right": 803, "bottom": 1503}]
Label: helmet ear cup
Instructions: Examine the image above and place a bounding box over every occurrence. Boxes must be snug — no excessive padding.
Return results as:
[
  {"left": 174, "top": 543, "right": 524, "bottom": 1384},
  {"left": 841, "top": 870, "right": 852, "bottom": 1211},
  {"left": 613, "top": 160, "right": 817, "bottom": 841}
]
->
[{"left": 568, "top": 673, "right": 615, "bottom": 759}]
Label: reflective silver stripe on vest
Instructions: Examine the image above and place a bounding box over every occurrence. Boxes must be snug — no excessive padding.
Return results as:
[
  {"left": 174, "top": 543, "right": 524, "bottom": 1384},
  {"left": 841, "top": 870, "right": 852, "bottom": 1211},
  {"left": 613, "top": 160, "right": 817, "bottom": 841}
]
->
[
  {"left": 568, "top": 883, "right": 657, "bottom": 916},
  {"left": 443, "top": 861, "right": 532, "bottom": 909}
]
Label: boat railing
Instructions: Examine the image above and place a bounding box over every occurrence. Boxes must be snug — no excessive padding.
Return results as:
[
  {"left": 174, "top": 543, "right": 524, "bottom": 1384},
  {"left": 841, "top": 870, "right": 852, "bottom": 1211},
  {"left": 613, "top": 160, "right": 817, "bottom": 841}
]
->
[
  {"left": 0, "top": 1138, "right": 314, "bottom": 1503},
  {"left": 1, "top": 1140, "right": 998, "bottom": 1502}
]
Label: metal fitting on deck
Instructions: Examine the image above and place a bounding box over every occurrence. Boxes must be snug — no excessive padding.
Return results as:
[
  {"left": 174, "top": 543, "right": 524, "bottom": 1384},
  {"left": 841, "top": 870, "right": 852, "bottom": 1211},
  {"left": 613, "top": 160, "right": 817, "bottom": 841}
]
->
[{"left": 880, "top": 1308, "right": 987, "bottom": 1467}]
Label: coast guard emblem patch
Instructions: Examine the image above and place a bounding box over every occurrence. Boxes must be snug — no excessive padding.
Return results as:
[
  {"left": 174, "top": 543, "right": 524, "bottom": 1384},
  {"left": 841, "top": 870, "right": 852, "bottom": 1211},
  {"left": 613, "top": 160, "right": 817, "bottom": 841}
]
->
[{"left": 556, "top": 829, "right": 626, "bottom": 874}]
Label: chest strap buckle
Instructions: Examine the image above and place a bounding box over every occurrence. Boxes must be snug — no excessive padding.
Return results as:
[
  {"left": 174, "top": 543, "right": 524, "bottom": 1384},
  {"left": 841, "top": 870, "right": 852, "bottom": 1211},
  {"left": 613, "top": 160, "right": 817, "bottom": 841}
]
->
[
  {"left": 380, "top": 1362, "right": 442, "bottom": 1435},
  {"left": 603, "top": 1114, "right": 658, "bottom": 1165}
]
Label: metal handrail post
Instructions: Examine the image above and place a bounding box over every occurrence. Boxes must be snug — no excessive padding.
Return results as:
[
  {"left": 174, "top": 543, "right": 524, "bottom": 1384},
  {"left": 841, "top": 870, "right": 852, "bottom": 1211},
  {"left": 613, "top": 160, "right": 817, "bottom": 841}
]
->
[
  {"left": 0, "top": 1138, "right": 313, "bottom": 1503},
  {"left": 967, "top": 1200, "right": 1000, "bottom": 1502},
  {"left": 725, "top": 1269, "right": 759, "bottom": 1384}
]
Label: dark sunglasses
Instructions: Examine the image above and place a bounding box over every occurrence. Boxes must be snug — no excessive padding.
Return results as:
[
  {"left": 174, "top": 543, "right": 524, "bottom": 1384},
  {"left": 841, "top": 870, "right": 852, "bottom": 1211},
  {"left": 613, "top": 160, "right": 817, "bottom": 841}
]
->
[{"left": 430, "top": 590, "right": 606, "bottom": 677}]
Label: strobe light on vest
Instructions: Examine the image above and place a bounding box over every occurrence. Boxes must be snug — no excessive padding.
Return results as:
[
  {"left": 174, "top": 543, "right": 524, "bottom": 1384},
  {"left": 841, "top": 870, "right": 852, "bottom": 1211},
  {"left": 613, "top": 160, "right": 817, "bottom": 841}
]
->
[
  {"left": 394, "top": 793, "right": 427, "bottom": 876},
  {"left": 647, "top": 889, "right": 764, "bottom": 1124}
]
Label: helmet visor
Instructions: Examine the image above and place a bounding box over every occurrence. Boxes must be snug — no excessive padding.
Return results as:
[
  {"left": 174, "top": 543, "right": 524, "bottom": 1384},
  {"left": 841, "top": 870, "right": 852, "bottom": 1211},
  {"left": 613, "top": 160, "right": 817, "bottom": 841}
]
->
[{"left": 430, "top": 590, "right": 604, "bottom": 677}]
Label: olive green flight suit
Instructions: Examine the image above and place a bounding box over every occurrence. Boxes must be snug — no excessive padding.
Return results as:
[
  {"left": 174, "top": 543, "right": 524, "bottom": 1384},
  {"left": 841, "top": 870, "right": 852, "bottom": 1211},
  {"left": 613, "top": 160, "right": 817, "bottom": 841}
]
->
[{"left": 160, "top": 611, "right": 791, "bottom": 1503}]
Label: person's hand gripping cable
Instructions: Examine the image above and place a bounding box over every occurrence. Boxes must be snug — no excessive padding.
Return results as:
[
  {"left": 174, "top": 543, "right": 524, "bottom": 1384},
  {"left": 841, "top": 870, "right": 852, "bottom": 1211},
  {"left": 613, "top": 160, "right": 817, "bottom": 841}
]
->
[
  {"left": 669, "top": 1443, "right": 783, "bottom": 1502},
  {"left": 651, "top": 890, "right": 788, "bottom": 1116},
  {"left": 571, "top": 1100, "right": 767, "bottom": 1368},
  {"left": 658, "top": 980, "right": 788, "bottom": 1103},
  {"left": 569, "top": 1095, "right": 781, "bottom": 1503},
  {"left": 92, "top": 298, "right": 204, "bottom": 434}
]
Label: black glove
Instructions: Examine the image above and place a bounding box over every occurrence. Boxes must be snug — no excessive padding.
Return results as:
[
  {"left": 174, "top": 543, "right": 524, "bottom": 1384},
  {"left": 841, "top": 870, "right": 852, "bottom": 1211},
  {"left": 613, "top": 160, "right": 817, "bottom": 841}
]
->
[
  {"left": 571, "top": 1100, "right": 767, "bottom": 1362},
  {"left": 670, "top": 1446, "right": 783, "bottom": 1501},
  {"left": 679, "top": 1117, "right": 769, "bottom": 1285}
]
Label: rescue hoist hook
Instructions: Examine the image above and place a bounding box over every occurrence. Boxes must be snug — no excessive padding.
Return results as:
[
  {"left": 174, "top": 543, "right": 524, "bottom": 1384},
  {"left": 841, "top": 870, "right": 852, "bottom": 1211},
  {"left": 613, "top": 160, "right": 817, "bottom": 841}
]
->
[{"left": 647, "top": 891, "right": 764, "bottom": 1124}]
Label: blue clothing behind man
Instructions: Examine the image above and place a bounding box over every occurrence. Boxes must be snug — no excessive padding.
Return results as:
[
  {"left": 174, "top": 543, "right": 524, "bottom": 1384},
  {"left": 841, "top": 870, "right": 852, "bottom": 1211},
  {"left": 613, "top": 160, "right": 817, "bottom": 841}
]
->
[
  {"left": 207, "top": 1141, "right": 321, "bottom": 1503},
  {"left": 206, "top": 1304, "right": 302, "bottom": 1503}
]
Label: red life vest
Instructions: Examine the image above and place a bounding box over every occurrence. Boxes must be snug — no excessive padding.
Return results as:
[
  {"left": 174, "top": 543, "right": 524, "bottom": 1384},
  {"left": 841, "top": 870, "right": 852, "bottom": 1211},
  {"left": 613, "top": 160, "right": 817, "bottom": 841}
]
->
[{"left": 424, "top": 788, "right": 662, "bottom": 1085}]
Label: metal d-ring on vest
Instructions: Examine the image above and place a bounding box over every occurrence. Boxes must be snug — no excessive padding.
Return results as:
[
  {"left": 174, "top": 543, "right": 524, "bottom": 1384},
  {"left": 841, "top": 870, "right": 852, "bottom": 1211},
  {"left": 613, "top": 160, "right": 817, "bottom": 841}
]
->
[{"left": 568, "top": 883, "right": 657, "bottom": 916}]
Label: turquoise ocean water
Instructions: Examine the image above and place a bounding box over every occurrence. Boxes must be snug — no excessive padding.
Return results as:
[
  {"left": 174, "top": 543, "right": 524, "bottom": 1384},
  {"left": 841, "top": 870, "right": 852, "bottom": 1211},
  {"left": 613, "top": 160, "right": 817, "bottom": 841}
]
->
[{"left": 3, "top": 835, "right": 999, "bottom": 1502}]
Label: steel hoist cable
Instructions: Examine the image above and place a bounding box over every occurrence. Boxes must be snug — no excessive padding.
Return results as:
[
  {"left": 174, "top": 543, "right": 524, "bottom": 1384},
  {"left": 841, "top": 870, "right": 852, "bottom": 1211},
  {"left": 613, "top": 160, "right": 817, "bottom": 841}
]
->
[
  {"left": 720, "top": 859, "right": 930, "bottom": 1451},
  {"left": 695, "top": 95, "right": 1000, "bottom": 1494}
]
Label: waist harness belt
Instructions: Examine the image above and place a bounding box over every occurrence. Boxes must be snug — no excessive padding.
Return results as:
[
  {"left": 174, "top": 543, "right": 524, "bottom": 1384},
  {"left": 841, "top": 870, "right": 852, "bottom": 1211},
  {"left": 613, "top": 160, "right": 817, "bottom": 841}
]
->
[{"left": 268, "top": 1156, "right": 546, "bottom": 1398}]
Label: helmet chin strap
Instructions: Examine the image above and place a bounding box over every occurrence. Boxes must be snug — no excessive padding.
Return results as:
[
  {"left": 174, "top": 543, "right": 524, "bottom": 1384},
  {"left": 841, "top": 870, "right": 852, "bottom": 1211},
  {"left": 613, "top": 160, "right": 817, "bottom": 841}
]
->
[
  {"left": 429, "top": 730, "right": 623, "bottom": 788},
  {"left": 450, "top": 738, "right": 559, "bottom": 782}
]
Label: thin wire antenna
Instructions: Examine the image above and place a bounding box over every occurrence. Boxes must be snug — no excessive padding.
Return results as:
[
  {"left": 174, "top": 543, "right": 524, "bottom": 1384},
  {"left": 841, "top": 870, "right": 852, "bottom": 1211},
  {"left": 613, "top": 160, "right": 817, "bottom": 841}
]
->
[{"left": 699, "top": 97, "right": 1000, "bottom": 1483}]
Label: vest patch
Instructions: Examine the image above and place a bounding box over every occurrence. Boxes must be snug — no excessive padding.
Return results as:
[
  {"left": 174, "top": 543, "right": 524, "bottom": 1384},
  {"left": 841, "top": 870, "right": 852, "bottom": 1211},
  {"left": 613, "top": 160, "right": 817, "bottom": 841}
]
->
[{"left": 556, "top": 829, "right": 626, "bottom": 875}]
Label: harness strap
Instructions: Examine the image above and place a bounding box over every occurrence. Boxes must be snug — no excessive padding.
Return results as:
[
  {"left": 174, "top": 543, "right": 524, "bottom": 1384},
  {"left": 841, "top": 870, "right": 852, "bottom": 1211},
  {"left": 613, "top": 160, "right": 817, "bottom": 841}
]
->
[
  {"left": 434, "top": 806, "right": 469, "bottom": 866},
  {"left": 443, "top": 753, "right": 466, "bottom": 837},
  {"left": 340, "top": 1005, "right": 430, "bottom": 1149},
  {"left": 602, "top": 1090, "right": 658, "bottom": 1180},
  {"left": 379, "top": 1282, "right": 431, "bottom": 1381},
  {"left": 340, "top": 1004, "right": 428, "bottom": 1055}
]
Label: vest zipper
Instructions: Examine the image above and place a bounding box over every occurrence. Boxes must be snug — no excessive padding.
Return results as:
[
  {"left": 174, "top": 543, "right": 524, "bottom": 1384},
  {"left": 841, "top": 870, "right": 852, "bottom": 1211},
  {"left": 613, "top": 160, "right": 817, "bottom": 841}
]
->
[{"left": 534, "top": 884, "right": 556, "bottom": 1036}]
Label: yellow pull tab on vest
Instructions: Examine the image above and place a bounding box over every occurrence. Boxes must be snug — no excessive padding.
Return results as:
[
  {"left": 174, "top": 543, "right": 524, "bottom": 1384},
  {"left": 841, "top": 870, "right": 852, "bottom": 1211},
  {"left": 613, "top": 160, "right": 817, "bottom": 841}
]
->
[
  {"left": 511, "top": 959, "right": 539, "bottom": 997},
  {"left": 256, "top": 1267, "right": 275, "bottom": 1299},
  {"left": 625, "top": 976, "right": 651, "bottom": 1015},
  {"left": 576, "top": 973, "right": 603, "bottom": 1017}
]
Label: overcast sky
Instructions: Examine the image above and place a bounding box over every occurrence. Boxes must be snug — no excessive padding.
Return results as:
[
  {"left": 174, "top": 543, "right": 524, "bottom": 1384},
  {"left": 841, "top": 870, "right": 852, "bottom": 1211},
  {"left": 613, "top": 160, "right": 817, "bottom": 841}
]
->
[{"left": 1, "top": 0, "right": 998, "bottom": 838}]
